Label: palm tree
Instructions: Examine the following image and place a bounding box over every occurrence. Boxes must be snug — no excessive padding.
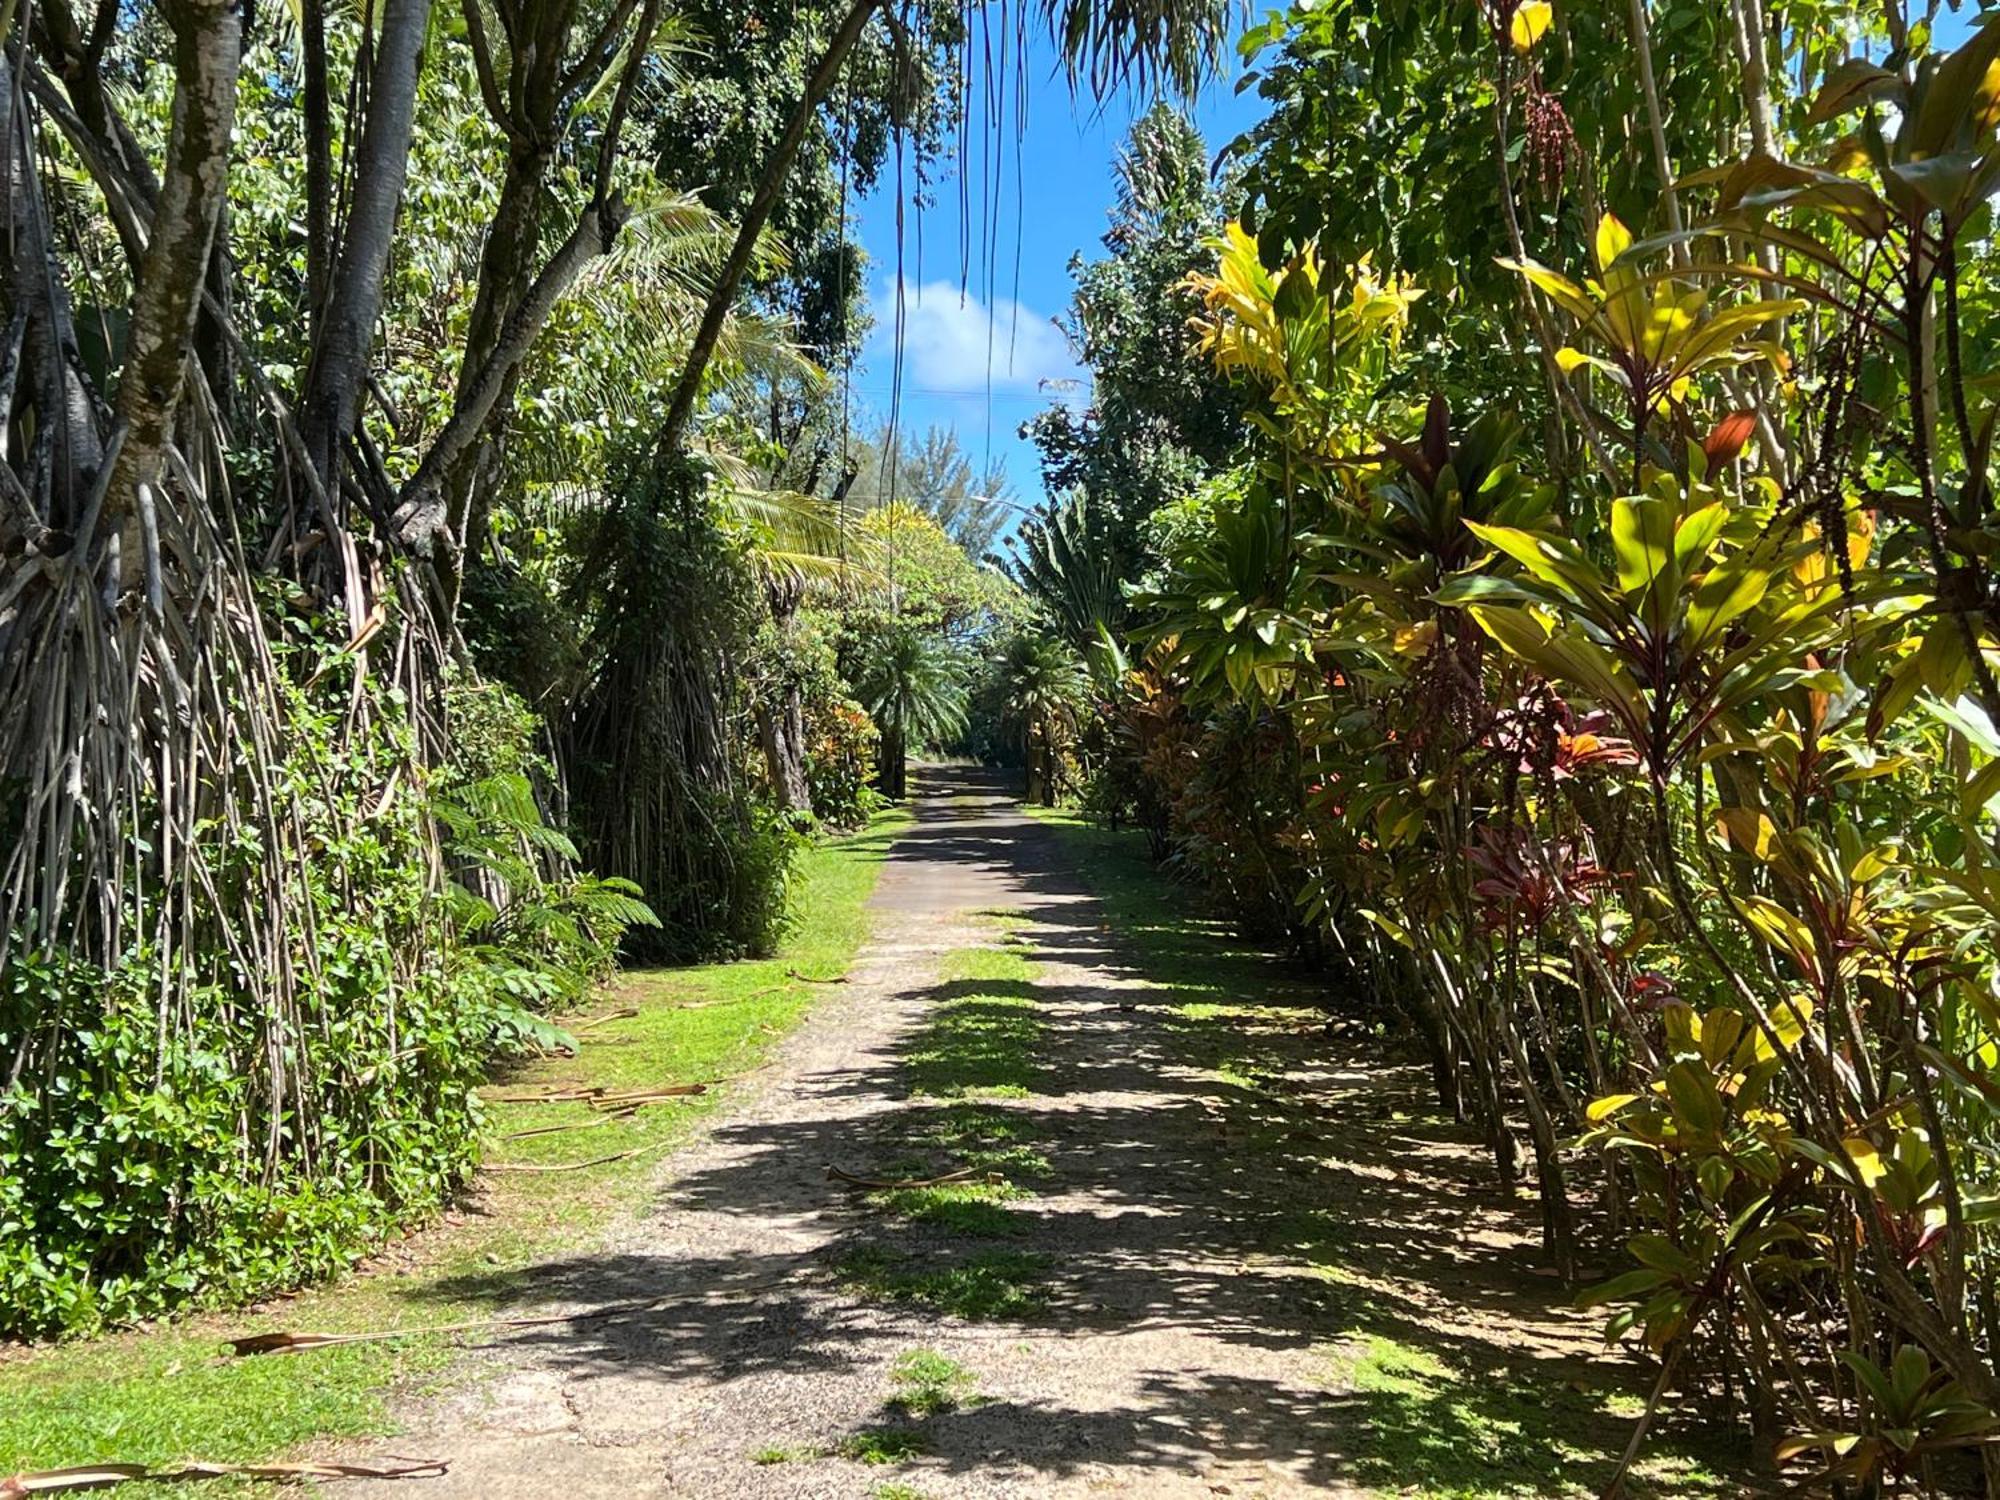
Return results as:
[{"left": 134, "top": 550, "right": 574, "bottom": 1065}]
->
[
  {"left": 1005, "top": 491, "right": 1130, "bottom": 686},
  {"left": 999, "top": 633, "right": 1088, "bottom": 806},
  {"left": 858, "top": 627, "right": 969, "bottom": 799},
  {"left": 653, "top": 0, "right": 1235, "bottom": 458}
]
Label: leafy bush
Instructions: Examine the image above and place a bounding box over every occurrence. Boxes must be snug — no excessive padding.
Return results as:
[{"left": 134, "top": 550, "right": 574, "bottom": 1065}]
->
[
  {"left": 804, "top": 696, "right": 884, "bottom": 828},
  {"left": 0, "top": 675, "right": 485, "bottom": 1337},
  {"left": 642, "top": 790, "right": 806, "bottom": 963},
  {"left": 434, "top": 677, "right": 658, "bottom": 1033}
]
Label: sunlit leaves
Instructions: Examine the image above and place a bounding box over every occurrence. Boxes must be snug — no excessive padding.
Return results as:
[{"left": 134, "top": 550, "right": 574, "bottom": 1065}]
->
[
  {"left": 1508, "top": 1, "right": 1551, "bottom": 52},
  {"left": 1502, "top": 215, "right": 1802, "bottom": 441}
]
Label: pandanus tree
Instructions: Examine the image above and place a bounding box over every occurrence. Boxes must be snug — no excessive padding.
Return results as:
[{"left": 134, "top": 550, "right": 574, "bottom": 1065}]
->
[
  {"left": 733, "top": 475, "right": 878, "bottom": 818},
  {"left": 0, "top": 0, "right": 681, "bottom": 1328},
  {"left": 1, "top": 0, "right": 674, "bottom": 986}
]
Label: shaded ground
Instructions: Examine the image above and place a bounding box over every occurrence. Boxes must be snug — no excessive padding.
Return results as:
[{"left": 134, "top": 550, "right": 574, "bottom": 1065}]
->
[{"left": 344, "top": 770, "right": 1734, "bottom": 1498}]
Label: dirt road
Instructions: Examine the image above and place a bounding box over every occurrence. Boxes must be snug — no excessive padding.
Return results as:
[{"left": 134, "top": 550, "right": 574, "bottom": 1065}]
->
[{"left": 347, "top": 770, "right": 1651, "bottom": 1499}]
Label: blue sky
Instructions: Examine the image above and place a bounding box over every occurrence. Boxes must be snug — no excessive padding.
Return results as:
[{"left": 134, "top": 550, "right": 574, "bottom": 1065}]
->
[
  {"left": 845, "top": 5, "right": 1987, "bottom": 520},
  {"left": 847, "top": 30, "right": 1263, "bottom": 517}
]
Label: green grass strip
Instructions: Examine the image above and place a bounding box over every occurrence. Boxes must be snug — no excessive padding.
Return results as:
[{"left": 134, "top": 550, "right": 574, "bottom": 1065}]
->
[{"left": 0, "top": 809, "right": 909, "bottom": 1489}]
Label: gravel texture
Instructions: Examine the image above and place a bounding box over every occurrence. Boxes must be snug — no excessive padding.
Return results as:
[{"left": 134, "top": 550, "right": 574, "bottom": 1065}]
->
[{"left": 342, "top": 769, "right": 1610, "bottom": 1499}]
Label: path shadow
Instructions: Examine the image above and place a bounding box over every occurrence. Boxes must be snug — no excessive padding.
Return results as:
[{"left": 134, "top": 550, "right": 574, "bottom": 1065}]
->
[{"left": 413, "top": 770, "right": 1737, "bottom": 1494}]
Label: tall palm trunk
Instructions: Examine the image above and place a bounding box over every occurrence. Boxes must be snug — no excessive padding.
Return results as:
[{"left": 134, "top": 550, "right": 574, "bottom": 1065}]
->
[{"left": 880, "top": 727, "right": 906, "bottom": 800}]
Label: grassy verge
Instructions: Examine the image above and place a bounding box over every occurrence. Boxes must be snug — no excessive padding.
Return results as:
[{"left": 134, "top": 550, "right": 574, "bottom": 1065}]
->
[
  {"left": 834, "top": 930, "right": 1053, "bottom": 1322},
  {"left": 1021, "top": 805, "right": 1732, "bottom": 1499},
  {"left": 0, "top": 809, "right": 908, "bottom": 1488}
]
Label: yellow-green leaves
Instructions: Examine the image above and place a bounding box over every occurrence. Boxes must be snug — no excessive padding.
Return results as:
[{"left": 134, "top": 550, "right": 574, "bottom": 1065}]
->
[
  {"left": 1188, "top": 222, "right": 1419, "bottom": 416},
  {"left": 1842, "top": 1136, "right": 1887, "bottom": 1188},
  {"left": 1503, "top": 214, "right": 1803, "bottom": 433},
  {"left": 1716, "top": 806, "right": 1780, "bottom": 861},
  {"left": 1594, "top": 211, "right": 1634, "bottom": 271},
  {"left": 1509, "top": 0, "right": 1552, "bottom": 53}
]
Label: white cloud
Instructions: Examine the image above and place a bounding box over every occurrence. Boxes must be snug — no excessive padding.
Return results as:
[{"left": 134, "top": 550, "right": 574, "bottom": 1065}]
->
[{"left": 868, "top": 278, "right": 1085, "bottom": 399}]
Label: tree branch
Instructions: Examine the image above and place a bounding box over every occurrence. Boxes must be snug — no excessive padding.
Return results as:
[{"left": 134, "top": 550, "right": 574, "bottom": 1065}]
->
[
  {"left": 558, "top": 0, "right": 638, "bottom": 106},
  {"left": 298, "top": 0, "right": 433, "bottom": 487},
  {"left": 653, "top": 0, "right": 881, "bottom": 459},
  {"left": 460, "top": 0, "right": 520, "bottom": 139},
  {"left": 103, "top": 0, "right": 243, "bottom": 529},
  {"left": 393, "top": 195, "right": 630, "bottom": 554}
]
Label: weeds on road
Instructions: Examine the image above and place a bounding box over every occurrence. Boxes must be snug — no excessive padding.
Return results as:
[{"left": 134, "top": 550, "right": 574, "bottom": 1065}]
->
[
  {"left": 841, "top": 924, "right": 1057, "bottom": 1318},
  {"left": 888, "top": 1350, "right": 981, "bottom": 1417},
  {"left": 905, "top": 942, "right": 1043, "bottom": 1100},
  {"left": 835, "top": 1246, "right": 1051, "bottom": 1320},
  {"left": 836, "top": 1426, "right": 932, "bottom": 1464}
]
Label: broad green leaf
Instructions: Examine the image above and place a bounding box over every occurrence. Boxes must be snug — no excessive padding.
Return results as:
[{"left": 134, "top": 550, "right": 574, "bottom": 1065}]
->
[
  {"left": 1500, "top": 257, "right": 1600, "bottom": 324},
  {"left": 1576, "top": 1268, "right": 1671, "bottom": 1308},
  {"left": 1610, "top": 497, "right": 1674, "bottom": 598},
  {"left": 1627, "top": 1233, "right": 1698, "bottom": 1276},
  {"left": 1463, "top": 521, "right": 1617, "bottom": 616},
  {"left": 1716, "top": 807, "right": 1779, "bottom": 861},
  {"left": 1663, "top": 1059, "right": 1725, "bottom": 1136},
  {"left": 1358, "top": 909, "right": 1413, "bottom": 948},
  {"left": 1683, "top": 553, "right": 1775, "bottom": 653}
]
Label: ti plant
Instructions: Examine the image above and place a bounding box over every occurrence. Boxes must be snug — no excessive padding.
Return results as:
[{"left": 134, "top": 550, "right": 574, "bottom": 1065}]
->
[{"left": 1503, "top": 214, "right": 1801, "bottom": 486}]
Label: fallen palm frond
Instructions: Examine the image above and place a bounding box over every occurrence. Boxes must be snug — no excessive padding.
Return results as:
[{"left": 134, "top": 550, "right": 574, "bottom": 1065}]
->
[
  {"left": 0, "top": 1457, "right": 447, "bottom": 1494},
  {"left": 571, "top": 1007, "right": 641, "bottom": 1031},
  {"left": 480, "top": 1144, "right": 654, "bottom": 1173},
  {"left": 480, "top": 1085, "right": 609, "bottom": 1103},
  {"left": 223, "top": 1275, "right": 794, "bottom": 1356},
  {"left": 587, "top": 1083, "right": 709, "bottom": 1108},
  {"left": 826, "top": 1166, "right": 1003, "bottom": 1190},
  {"left": 500, "top": 1110, "right": 636, "bottom": 1140},
  {"left": 675, "top": 987, "right": 784, "bottom": 1010}
]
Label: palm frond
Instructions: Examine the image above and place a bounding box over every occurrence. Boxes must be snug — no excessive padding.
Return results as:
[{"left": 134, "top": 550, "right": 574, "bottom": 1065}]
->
[{"left": 1038, "top": 0, "right": 1234, "bottom": 100}]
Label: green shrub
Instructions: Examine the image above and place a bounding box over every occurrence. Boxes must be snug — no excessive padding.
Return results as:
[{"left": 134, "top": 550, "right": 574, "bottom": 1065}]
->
[
  {"left": 434, "top": 677, "right": 658, "bottom": 1033},
  {"left": 644, "top": 792, "right": 805, "bottom": 963},
  {"left": 0, "top": 674, "right": 486, "bottom": 1336},
  {"left": 805, "top": 696, "right": 884, "bottom": 829}
]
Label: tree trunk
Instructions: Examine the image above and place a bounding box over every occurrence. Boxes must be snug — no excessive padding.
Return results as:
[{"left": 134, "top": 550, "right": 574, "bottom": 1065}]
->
[
  {"left": 757, "top": 684, "right": 813, "bottom": 816},
  {"left": 654, "top": 0, "right": 881, "bottom": 456},
  {"left": 394, "top": 195, "right": 630, "bottom": 587},
  {"left": 104, "top": 0, "right": 243, "bottom": 531},
  {"left": 880, "top": 728, "right": 906, "bottom": 800},
  {"left": 298, "top": 0, "right": 432, "bottom": 489},
  {"left": 411, "top": 0, "right": 658, "bottom": 618}
]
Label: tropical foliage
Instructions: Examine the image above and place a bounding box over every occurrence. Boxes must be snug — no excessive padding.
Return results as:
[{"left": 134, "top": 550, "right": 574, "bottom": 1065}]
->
[
  {"left": 1015, "top": 2, "right": 2000, "bottom": 1488},
  {"left": 0, "top": 0, "right": 1226, "bottom": 1333}
]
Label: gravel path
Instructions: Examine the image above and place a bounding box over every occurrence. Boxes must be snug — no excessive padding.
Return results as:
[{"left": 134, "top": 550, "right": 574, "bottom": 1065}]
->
[{"left": 347, "top": 769, "right": 1611, "bottom": 1499}]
